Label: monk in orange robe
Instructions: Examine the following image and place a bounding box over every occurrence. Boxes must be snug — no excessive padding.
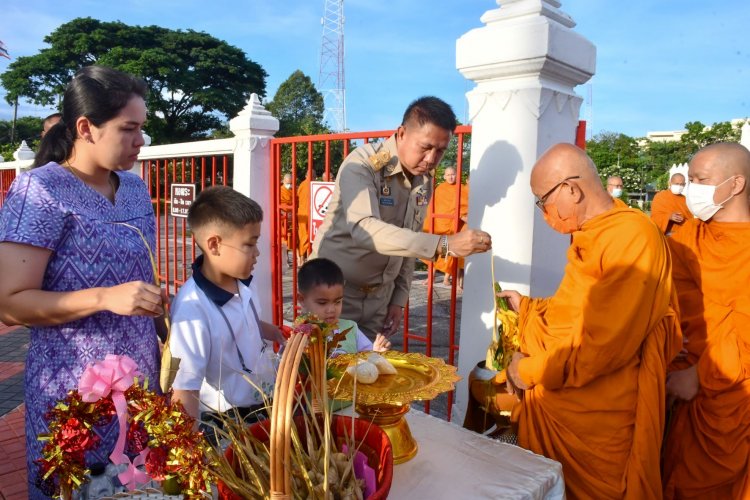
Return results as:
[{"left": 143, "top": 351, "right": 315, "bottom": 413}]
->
[
  {"left": 280, "top": 173, "right": 294, "bottom": 253},
  {"left": 500, "top": 144, "right": 682, "bottom": 500},
  {"left": 423, "top": 166, "right": 469, "bottom": 288},
  {"left": 296, "top": 174, "right": 312, "bottom": 263},
  {"left": 650, "top": 173, "right": 690, "bottom": 236},
  {"left": 662, "top": 142, "right": 750, "bottom": 499}
]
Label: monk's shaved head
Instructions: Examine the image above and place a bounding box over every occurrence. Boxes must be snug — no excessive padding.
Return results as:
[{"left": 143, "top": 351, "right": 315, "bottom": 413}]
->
[
  {"left": 531, "top": 143, "right": 614, "bottom": 229},
  {"left": 670, "top": 173, "right": 686, "bottom": 184},
  {"left": 283, "top": 173, "right": 292, "bottom": 183},
  {"left": 692, "top": 142, "right": 750, "bottom": 179},
  {"left": 689, "top": 142, "right": 750, "bottom": 221},
  {"left": 531, "top": 143, "right": 602, "bottom": 195}
]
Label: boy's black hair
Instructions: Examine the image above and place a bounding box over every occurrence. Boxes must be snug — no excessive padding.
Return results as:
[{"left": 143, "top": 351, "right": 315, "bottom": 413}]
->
[
  {"left": 298, "top": 258, "right": 344, "bottom": 294},
  {"left": 401, "top": 96, "right": 457, "bottom": 133},
  {"left": 188, "top": 186, "right": 263, "bottom": 233}
]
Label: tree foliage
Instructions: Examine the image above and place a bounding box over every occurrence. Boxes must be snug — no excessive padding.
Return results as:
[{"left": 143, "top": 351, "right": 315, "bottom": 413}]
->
[
  {"left": 266, "top": 70, "right": 344, "bottom": 181},
  {"left": 0, "top": 17, "right": 267, "bottom": 144},
  {"left": 586, "top": 120, "right": 748, "bottom": 197},
  {"left": 0, "top": 116, "right": 43, "bottom": 146}
]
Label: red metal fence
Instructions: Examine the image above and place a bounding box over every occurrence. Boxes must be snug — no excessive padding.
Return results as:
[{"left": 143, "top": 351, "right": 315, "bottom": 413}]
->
[
  {"left": 0, "top": 168, "right": 18, "bottom": 207},
  {"left": 269, "top": 126, "right": 472, "bottom": 419},
  {"left": 139, "top": 155, "right": 232, "bottom": 297}
]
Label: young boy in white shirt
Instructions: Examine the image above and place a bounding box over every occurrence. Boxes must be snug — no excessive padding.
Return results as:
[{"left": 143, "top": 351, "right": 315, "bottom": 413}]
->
[
  {"left": 170, "top": 186, "right": 285, "bottom": 434},
  {"left": 297, "top": 258, "right": 391, "bottom": 354}
]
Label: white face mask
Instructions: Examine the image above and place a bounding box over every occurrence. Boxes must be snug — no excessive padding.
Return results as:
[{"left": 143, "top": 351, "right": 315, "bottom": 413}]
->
[
  {"left": 610, "top": 188, "right": 623, "bottom": 198},
  {"left": 685, "top": 177, "right": 735, "bottom": 221},
  {"left": 670, "top": 184, "right": 684, "bottom": 195},
  {"left": 283, "top": 183, "right": 291, "bottom": 189}
]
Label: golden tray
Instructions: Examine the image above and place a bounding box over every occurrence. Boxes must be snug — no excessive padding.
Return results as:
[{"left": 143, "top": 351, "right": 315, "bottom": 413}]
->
[
  {"left": 327, "top": 351, "right": 461, "bottom": 464},
  {"left": 327, "top": 351, "right": 460, "bottom": 404}
]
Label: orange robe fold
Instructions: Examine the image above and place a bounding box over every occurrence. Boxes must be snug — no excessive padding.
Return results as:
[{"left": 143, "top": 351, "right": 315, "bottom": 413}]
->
[
  {"left": 650, "top": 190, "right": 690, "bottom": 236},
  {"left": 513, "top": 200, "right": 682, "bottom": 500},
  {"left": 662, "top": 219, "right": 750, "bottom": 500},
  {"left": 279, "top": 184, "right": 293, "bottom": 247},
  {"left": 423, "top": 182, "right": 469, "bottom": 273},
  {"left": 297, "top": 179, "right": 311, "bottom": 257}
]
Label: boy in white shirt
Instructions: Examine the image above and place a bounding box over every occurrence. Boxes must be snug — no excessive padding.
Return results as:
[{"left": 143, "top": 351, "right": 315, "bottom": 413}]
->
[
  {"left": 297, "top": 258, "right": 391, "bottom": 354},
  {"left": 170, "top": 186, "right": 285, "bottom": 435}
]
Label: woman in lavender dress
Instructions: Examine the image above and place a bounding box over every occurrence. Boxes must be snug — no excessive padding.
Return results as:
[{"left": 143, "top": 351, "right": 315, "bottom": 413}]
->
[{"left": 0, "top": 66, "right": 164, "bottom": 498}]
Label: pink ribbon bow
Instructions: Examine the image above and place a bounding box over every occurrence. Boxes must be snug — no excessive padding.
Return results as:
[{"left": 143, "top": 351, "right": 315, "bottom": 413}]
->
[
  {"left": 78, "top": 355, "right": 141, "bottom": 465},
  {"left": 118, "top": 448, "right": 151, "bottom": 490}
]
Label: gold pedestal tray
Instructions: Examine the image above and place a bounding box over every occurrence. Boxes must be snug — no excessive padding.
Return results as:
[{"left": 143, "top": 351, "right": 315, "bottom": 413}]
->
[{"left": 328, "top": 351, "right": 461, "bottom": 464}]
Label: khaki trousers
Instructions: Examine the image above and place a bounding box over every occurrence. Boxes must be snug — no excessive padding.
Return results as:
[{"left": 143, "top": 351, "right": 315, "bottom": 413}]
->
[{"left": 342, "top": 281, "right": 394, "bottom": 339}]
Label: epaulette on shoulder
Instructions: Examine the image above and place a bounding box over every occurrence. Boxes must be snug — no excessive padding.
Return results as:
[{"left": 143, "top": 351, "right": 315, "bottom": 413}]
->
[{"left": 368, "top": 147, "right": 392, "bottom": 172}]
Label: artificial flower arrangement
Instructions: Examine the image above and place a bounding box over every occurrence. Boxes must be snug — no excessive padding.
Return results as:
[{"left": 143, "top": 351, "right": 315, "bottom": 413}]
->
[
  {"left": 211, "top": 313, "right": 393, "bottom": 499},
  {"left": 35, "top": 354, "right": 212, "bottom": 500}
]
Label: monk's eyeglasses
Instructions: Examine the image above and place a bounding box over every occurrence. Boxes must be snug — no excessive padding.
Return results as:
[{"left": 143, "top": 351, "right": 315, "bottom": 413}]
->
[{"left": 535, "top": 176, "right": 581, "bottom": 211}]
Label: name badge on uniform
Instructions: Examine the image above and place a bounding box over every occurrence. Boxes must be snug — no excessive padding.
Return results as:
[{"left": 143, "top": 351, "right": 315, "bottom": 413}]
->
[{"left": 380, "top": 197, "right": 395, "bottom": 206}]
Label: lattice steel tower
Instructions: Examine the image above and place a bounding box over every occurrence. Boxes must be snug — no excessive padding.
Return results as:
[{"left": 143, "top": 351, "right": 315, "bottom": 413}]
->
[{"left": 318, "top": 0, "right": 346, "bottom": 132}]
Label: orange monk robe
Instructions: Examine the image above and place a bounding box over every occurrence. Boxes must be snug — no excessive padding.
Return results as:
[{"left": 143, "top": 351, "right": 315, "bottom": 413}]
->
[
  {"left": 297, "top": 178, "right": 311, "bottom": 257},
  {"left": 650, "top": 189, "right": 691, "bottom": 236},
  {"left": 512, "top": 200, "right": 682, "bottom": 500},
  {"left": 279, "top": 184, "right": 293, "bottom": 246},
  {"left": 422, "top": 182, "right": 469, "bottom": 273},
  {"left": 662, "top": 219, "right": 750, "bottom": 499}
]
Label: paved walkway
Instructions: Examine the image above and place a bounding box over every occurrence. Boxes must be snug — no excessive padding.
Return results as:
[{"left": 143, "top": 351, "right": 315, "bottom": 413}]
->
[
  {"left": 0, "top": 265, "right": 462, "bottom": 499},
  {"left": 0, "top": 321, "right": 28, "bottom": 499}
]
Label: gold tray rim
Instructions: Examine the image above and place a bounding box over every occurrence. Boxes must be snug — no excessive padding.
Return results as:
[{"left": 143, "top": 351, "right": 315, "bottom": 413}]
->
[{"left": 327, "top": 351, "right": 461, "bottom": 405}]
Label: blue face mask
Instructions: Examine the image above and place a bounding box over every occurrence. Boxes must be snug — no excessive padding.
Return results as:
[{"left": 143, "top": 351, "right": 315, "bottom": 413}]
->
[{"left": 610, "top": 188, "right": 623, "bottom": 198}]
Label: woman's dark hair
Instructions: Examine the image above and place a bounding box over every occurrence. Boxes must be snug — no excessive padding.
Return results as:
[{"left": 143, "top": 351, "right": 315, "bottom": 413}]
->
[{"left": 33, "top": 65, "right": 147, "bottom": 168}]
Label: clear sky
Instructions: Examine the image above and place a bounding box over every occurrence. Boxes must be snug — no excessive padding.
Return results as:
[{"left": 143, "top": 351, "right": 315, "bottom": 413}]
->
[{"left": 1, "top": 0, "right": 748, "bottom": 138}]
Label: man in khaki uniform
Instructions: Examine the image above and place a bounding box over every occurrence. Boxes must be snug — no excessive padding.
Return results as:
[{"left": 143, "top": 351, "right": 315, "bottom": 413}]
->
[{"left": 312, "top": 96, "right": 491, "bottom": 337}]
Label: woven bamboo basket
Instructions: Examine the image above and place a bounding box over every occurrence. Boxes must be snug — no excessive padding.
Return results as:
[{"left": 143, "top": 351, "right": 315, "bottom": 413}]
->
[{"left": 217, "top": 330, "right": 393, "bottom": 499}]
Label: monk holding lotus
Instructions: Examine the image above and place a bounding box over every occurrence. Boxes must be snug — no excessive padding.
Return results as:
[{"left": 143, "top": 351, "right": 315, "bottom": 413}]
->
[
  {"left": 499, "top": 143, "right": 681, "bottom": 499},
  {"left": 662, "top": 142, "right": 750, "bottom": 499}
]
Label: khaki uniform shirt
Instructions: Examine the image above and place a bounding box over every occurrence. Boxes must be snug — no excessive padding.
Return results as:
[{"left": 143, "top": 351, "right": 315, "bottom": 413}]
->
[{"left": 312, "top": 135, "right": 440, "bottom": 307}]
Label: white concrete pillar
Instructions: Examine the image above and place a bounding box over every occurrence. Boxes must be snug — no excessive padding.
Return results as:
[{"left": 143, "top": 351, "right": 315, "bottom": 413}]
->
[
  {"left": 453, "top": 0, "right": 595, "bottom": 421},
  {"left": 229, "top": 93, "right": 280, "bottom": 320}
]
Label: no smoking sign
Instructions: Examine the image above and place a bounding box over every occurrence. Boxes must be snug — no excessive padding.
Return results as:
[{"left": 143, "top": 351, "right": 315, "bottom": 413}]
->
[{"left": 310, "top": 181, "right": 335, "bottom": 241}]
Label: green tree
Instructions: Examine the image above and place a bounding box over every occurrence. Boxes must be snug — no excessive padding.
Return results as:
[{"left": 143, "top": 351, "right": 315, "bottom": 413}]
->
[
  {"left": 0, "top": 17, "right": 267, "bottom": 144},
  {"left": 679, "top": 120, "right": 744, "bottom": 157},
  {"left": 266, "top": 70, "right": 344, "bottom": 181},
  {"left": 0, "top": 116, "right": 44, "bottom": 147}
]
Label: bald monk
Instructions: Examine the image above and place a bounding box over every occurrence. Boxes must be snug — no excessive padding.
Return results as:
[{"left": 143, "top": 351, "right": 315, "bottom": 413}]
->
[
  {"left": 280, "top": 173, "right": 293, "bottom": 259},
  {"left": 606, "top": 175, "right": 624, "bottom": 198},
  {"left": 423, "top": 166, "right": 469, "bottom": 288},
  {"left": 650, "top": 173, "right": 690, "bottom": 236},
  {"left": 500, "top": 144, "right": 682, "bottom": 499},
  {"left": 297, "top": 172, "right": 312, "bottom": 264},
  {"left": 662, "top": 143, "right": 750, "bottom": 499}
]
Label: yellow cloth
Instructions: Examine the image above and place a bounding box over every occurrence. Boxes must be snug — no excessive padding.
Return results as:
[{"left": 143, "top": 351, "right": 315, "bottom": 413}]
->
[
  {"left": 423, "top": 182, "right": 469, "bottom": 273},
  {"left": 297, "top": 179, "right": 311, "bottom": 257},
  {"left": 512, "top": 199, "right": 682, "bottom": 500},
  {"left": 662, "top": 218, "right": 750, "bottom": 499},
  {"left": 650, "top": 190, "right": 690, "bottom": 236}
]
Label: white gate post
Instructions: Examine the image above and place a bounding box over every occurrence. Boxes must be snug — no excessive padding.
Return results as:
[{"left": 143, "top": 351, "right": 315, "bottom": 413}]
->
[
  {"left": 230, "top": 94, "right": 280, "bottom": 320},
  {"left": 453, "top": 0, "right": 595, "bottom": 421}
]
